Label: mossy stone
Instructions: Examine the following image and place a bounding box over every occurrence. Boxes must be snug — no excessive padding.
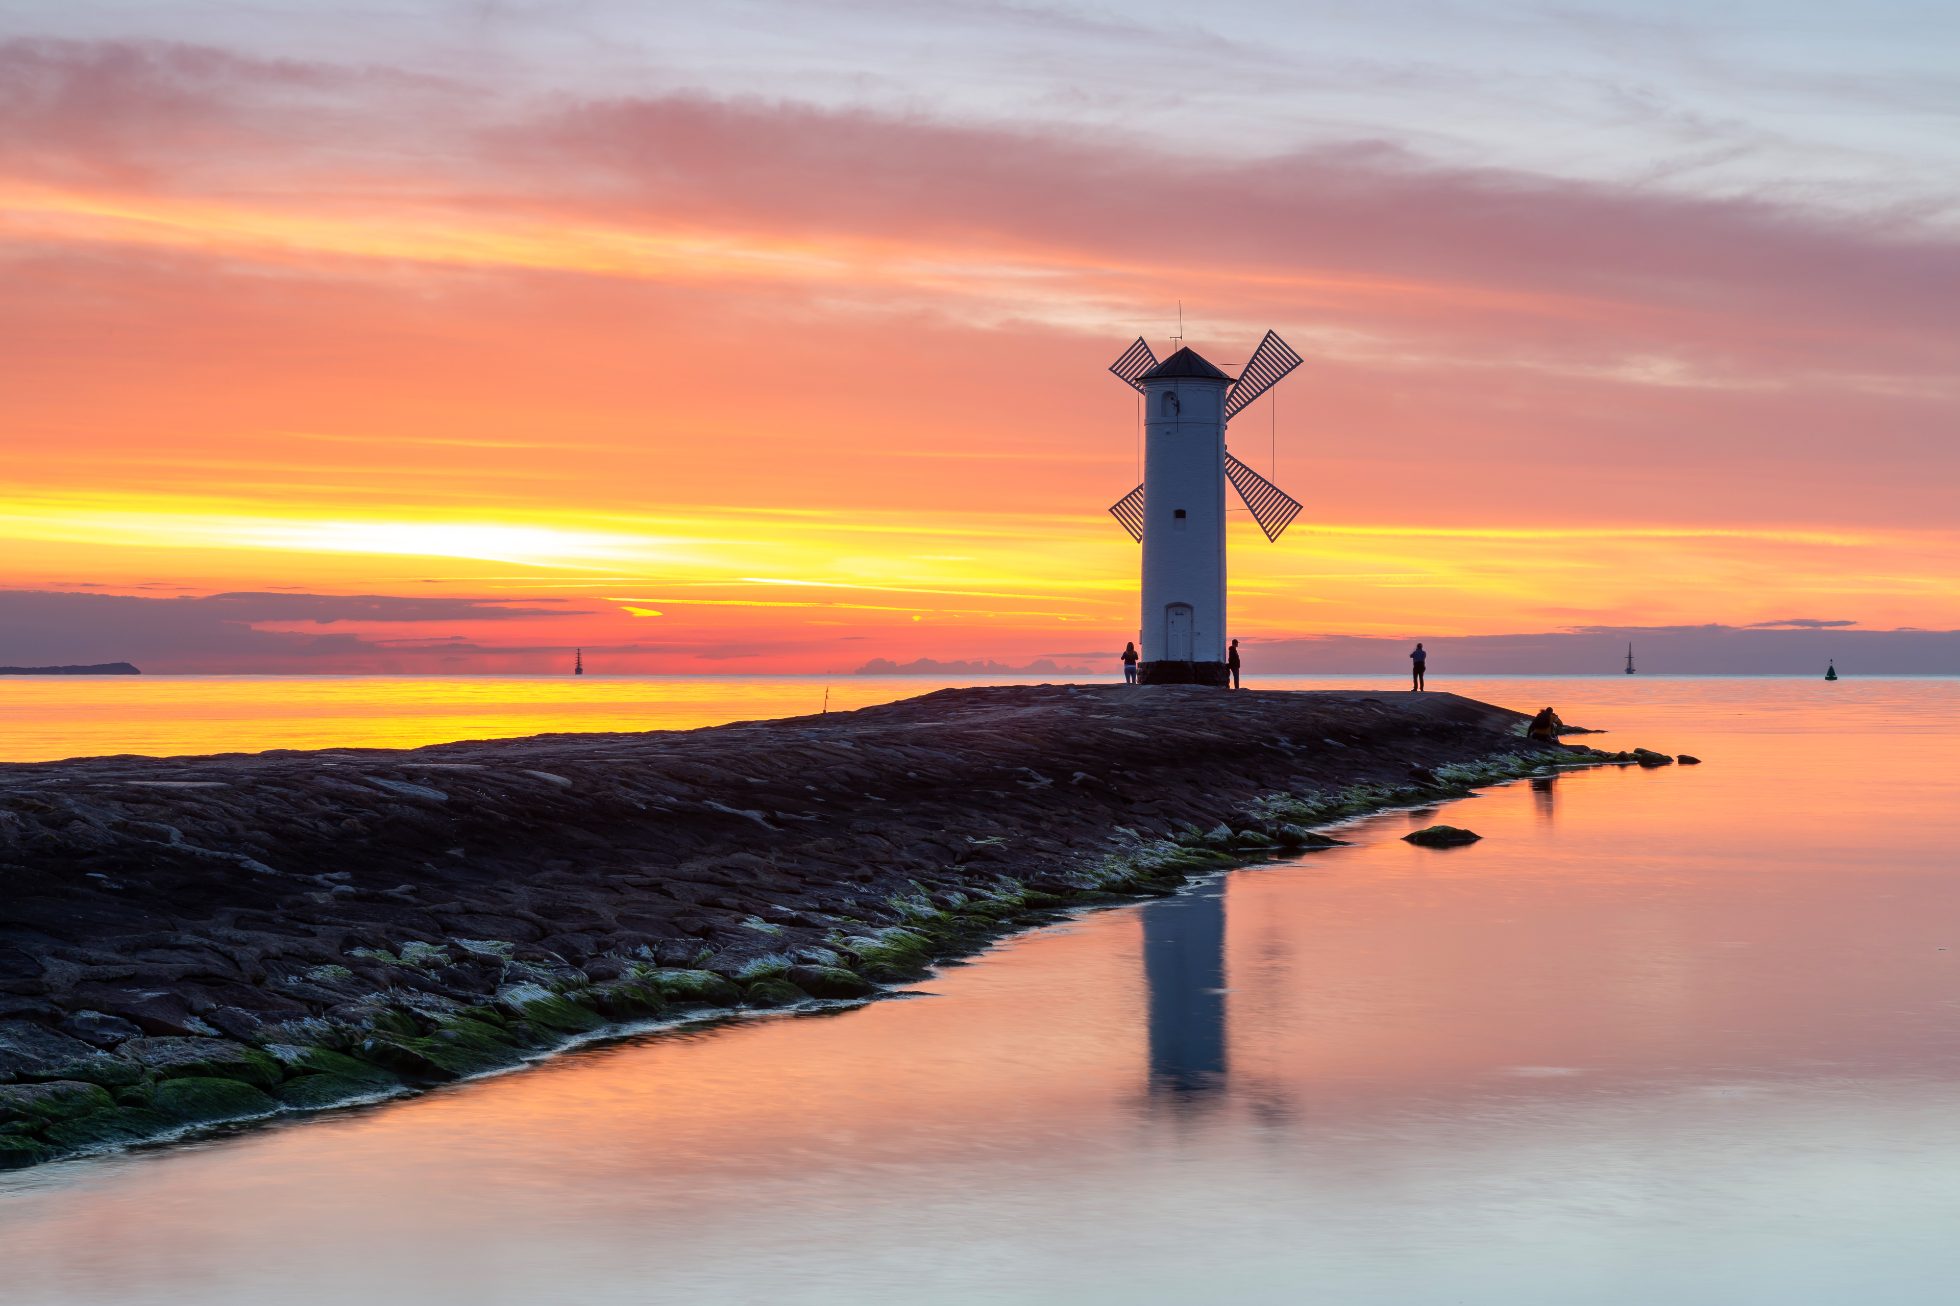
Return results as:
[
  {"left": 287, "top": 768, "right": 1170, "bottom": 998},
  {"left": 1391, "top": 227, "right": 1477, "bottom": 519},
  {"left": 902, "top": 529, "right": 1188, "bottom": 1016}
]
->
[
  {"left": 742, "top": 978, "right": 807, "bottom": 1008},
  {"left": 366, "top": 1008, "right": 424, "bottom": 1038},
  {"left": 785, "top": 966, "right": 875, "bottom": 999},
  {"left": 42, "top": 1107, "right": 177, "bottom": 1151},
  {"left": 275, "top": 1074, "right": 388, "bottom": 1110},
  {"left": 283, "top": 1047, "right": 400, "bottom": 1087},
  {"left": 516, "top": 993, "right": 607, "bottom": 1034},
  {"left": 0, "top": 1136, "right": 54, "bottom": 1170},
  {"left": 845, "top": 928, "right": 936, "bottom": 982},
  {"left": 589, "top": 981, "right": 666, "bottom": 1021},
  {"left": 361, "top": 1017, "right": 524, "bottom": 1081},
  {"left": 0, "top": 1080, "right": 116, "bottom": 1126},
  {"left": 116, "top": 1037, "right": 284, "bottom": 1088},
  {"left": 647, "top": 969, "right": 741, "bottom": 1008},
  {"left": 151, "top": 1077, "right": 279, "bottom": 1124},
  {"left": 494, "top": 984, "right": 608, "bottom": 1034}
]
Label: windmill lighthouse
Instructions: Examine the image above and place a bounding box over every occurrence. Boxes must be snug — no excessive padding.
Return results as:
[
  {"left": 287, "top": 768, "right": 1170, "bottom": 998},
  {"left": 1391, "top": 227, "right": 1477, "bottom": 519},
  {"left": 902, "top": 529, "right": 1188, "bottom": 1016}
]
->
[{"left": 1107, "top": 331, "right": 1305, "bottom": 684}]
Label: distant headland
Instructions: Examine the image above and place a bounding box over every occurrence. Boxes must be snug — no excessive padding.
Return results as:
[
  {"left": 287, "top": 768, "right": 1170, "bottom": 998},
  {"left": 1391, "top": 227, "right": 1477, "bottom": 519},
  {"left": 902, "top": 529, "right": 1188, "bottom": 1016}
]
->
[{"left": 0, "top": 662, "right": 141, "bottom": 675}]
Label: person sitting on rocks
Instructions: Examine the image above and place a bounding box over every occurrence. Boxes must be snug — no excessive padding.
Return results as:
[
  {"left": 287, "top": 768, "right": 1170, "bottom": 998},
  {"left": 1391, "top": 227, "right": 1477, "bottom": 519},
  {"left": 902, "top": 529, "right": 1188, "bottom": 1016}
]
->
[
  {"left": 1526, "top": 707, "right": 1565, "bottom": 741},
  {"left": 1121, "top": 641, "right": 1139, "bottom": 684}
]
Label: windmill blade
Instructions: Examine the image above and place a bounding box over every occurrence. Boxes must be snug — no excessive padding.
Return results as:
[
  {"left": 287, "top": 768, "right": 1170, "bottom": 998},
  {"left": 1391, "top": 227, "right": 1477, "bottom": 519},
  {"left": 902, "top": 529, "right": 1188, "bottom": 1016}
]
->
[
  {"left": 1108, "top": 483, "right": 1145, "bottom": 542},
  {"left": 1108, "top": 337, "right": 1158, "bottom": 392},
  {"left": 1223, "top": 330, "right": 1303, "bottom": 420},
  {"left": 1225, "top": 453, "right": 1302, "bottom": 542}
]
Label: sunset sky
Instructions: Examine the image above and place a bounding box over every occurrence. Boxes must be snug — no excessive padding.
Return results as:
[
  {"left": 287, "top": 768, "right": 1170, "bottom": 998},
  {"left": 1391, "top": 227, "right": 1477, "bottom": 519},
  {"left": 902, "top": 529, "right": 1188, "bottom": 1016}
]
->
[{"left": 3, "top": 1, "right": 1956, "bottom": 672}]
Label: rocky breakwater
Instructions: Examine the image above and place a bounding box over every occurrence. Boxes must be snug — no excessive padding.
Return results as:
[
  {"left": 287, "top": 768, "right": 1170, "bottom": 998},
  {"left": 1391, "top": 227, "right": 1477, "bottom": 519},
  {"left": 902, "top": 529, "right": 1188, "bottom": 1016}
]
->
[{"left": 0, "top": 685, "right": 1639, "bottom": 1167}]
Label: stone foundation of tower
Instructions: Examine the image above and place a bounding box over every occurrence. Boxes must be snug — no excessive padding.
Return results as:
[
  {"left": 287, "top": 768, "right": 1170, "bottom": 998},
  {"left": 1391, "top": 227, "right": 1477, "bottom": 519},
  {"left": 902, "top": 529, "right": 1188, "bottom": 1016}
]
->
[{"left": 1137, "top": 660, "right": 1231, "bottom": 687}]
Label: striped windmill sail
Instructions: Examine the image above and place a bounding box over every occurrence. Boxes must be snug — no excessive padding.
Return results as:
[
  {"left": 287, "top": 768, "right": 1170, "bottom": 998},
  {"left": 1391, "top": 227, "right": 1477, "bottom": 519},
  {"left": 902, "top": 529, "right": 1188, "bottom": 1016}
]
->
[
  {"left": 1223, "top": 330, "right": 1304, "bottom": 420},
  {"left": 1108, "top": 483, "right": 1146, "bottom": 542},
  {"left": 1108, "top": 337, "right": 1159, "bottom": 393},
  {"left": 1224, "top": 453, "right": 1302, "bottom": 542}
]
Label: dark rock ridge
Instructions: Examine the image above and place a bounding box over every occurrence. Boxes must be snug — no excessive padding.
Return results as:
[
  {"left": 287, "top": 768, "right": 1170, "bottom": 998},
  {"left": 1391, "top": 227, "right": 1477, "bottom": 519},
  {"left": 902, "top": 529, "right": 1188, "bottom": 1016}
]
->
[
  {"left": 0, "top": 685, "right": 1643, "bottom": 1167},
  {"left": 0, "top": 663, "right": 140, "bottom": 675}
]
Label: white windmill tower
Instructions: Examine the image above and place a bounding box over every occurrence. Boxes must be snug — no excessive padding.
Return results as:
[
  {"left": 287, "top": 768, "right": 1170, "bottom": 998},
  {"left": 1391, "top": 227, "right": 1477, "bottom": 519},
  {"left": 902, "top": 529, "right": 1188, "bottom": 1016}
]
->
[{"left": 1107, "top": 331, "right": 1305, "bottom": 685}]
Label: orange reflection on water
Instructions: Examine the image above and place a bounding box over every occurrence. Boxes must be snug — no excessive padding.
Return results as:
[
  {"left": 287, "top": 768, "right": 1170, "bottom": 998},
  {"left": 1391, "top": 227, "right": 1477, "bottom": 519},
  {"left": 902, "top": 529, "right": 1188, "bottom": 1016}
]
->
[{"left": 5, "top": 679, "right": 1960, "bottom": 1305}]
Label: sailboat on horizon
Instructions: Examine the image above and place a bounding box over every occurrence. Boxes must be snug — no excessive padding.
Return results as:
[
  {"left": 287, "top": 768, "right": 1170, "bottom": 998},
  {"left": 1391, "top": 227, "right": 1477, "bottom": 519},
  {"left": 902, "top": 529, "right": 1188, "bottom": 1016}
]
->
[{"left": 1624, "top": 643, "right": 1636, "bottom": 675}]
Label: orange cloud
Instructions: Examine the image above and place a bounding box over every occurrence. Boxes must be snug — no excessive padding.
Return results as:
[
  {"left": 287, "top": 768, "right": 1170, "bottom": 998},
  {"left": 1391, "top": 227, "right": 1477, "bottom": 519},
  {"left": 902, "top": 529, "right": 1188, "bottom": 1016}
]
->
[{"left": 2, "top": 38, "right": 1956, "bottom": 671}]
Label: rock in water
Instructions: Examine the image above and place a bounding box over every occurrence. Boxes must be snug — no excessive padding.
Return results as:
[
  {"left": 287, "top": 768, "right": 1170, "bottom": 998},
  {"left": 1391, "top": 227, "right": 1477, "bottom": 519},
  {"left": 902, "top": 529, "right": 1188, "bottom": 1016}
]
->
[
  {"left": 1403, "top": 825, "right": 1482, "bottom": 847},
  {"left": 1677, "top": 755, "right": 1703, "bottom": 765}
]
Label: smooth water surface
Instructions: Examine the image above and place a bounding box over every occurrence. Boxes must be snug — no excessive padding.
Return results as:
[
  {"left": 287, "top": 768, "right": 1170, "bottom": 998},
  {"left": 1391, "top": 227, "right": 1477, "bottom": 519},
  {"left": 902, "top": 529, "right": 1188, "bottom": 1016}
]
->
[{"left": 4, "top": 678, "right": 1959, "bottom": 1303}]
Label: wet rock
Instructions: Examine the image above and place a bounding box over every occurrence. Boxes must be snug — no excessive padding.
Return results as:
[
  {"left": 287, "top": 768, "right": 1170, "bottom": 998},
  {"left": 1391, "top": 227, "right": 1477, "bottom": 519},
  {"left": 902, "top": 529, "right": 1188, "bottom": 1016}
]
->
[
  {"left": 1632, "top": 749, "right": 1674, "bottom": 768},
  {"left": 1273, "top": 824, "right": 1349, "bottom": 851},
  {"left": 66, "top": 986, "right": 213, "bottom": 1037},
  {"left": 649, "top": 939, "right": 708, "bottom": 968},
  {"left": 114, "top": 1037, "right": 283, "bottom": 1088},
  {"left": 0, "top": 1020, "right": 140, "bottom": 1086},
  {"left": 1677, "top": 755, "right": 1703, "bottom": 765},
  {"left": 0, "top": 1136, "right": 54, "bottom": 1170},
  {"left": 57, "top": 1010, "right": 143, "bottom": 1049},
  {"left": 201, "top": 1007, "right": 272, "bottom": 1041},
  {"left": 1403, "top": 825, "right": 1482, "bottom": 848}
]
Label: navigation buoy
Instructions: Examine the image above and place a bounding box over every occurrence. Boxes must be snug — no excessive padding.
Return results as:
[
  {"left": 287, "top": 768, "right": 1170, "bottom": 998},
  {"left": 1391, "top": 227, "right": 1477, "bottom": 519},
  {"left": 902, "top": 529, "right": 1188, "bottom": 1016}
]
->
[{"left": 1824, "top": 660, "right": 1838, "bottom": 681}]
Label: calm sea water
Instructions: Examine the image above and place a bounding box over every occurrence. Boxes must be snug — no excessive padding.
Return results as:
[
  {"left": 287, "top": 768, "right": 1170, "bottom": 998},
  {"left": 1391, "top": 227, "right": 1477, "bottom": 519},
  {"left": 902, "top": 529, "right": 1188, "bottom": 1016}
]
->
[{"left": 4, "top": 676, "right": 1959, "bottom": 1304}]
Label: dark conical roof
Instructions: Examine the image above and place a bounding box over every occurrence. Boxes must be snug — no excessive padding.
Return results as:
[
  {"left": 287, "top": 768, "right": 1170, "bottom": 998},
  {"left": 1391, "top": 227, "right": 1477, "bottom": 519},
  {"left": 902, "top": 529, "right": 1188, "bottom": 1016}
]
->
[{"left": 1138, "top": 346, "right": 1231, "bottom": 382}]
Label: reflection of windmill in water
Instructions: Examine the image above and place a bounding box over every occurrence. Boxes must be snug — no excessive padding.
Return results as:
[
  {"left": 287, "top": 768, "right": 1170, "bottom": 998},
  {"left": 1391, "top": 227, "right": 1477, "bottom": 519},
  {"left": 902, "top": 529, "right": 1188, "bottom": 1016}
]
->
[
  {"left": 1107, "top": 331, "right": 1306, "bottom": 685},
  {"left": 1142, "top": 885, "right": 1227, "bottom": 1100},
  {"left": 1141, "top": 878, "right": 1307, "bottom": 1126}
]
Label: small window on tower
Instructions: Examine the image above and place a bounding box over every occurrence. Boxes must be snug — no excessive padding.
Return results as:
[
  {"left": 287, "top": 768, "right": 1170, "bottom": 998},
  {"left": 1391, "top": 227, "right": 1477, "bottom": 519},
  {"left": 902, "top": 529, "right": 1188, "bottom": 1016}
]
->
[
  {"left": 1161, "top": 391, "right": 1180, "bottom": 417},
  {"left": 1173, "top": 509, "right": 1187, "bottom": 519}
]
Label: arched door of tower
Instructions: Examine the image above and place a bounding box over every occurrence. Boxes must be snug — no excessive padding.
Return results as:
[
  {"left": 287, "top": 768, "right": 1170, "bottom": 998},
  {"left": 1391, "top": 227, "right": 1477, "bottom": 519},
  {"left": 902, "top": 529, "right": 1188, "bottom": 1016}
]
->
[{"left": 1165, "top": 603, "right": 1194, "bottom": 661}]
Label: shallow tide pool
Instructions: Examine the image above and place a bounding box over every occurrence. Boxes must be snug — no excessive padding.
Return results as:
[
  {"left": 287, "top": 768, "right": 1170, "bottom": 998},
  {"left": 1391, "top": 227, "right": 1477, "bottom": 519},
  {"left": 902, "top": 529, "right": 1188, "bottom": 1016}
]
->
[{"left": 4, "top": 678, "right": 1959, "bottom": 1304}]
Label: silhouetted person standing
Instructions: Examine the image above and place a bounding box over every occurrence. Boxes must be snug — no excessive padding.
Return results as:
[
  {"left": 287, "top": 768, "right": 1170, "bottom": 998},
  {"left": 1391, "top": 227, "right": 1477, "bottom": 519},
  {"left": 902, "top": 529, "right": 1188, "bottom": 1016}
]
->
[
  {"left": 1226, "top": 639, "right": 1242, "bottom": 690},
  {"left": 1410, "top": 642, "right": 1427, "bottom": 692},
  {"left": 1122, "top": 641, "right": 1139, "bottom": 684}
]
